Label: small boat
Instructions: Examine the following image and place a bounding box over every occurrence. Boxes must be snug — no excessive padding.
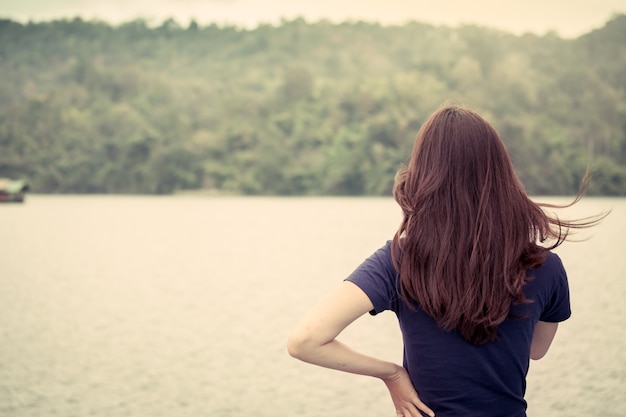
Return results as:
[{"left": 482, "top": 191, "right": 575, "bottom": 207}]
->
[{"left": 0, "top": 178, "right": 29, "bottom": 203}]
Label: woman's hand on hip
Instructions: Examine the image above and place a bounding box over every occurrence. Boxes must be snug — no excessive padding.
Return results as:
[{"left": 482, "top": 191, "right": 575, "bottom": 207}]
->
[{"left": 382, "top": 365, "right": 434, "bottom": 417}]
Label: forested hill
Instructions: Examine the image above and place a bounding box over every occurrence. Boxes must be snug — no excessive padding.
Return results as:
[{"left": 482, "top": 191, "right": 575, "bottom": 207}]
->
[{"left": 1, "top": 15, "right": 625, "bottom": 195}]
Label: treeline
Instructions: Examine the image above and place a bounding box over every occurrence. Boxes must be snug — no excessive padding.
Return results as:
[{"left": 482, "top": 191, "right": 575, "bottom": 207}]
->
[{"left": 0, "top": 15, "right": 625, "bottom": 195}]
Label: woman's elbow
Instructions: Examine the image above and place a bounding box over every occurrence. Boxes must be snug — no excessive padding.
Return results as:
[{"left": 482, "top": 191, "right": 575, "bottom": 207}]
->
[
  {"left": 287, "top": 331, "right": 313, "bottom": 360},
  {"left": 286, "top": 334, "right": 303, "bottom": 359}
]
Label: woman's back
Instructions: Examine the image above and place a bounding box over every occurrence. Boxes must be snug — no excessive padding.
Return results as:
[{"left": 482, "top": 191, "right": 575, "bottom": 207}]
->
[{"left": 346, "top": 242, "right": 570, "bottom": 416}]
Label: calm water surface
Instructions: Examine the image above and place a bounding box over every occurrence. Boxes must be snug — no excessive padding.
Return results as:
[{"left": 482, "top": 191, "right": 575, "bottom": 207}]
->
[{"left": 0, "top": 196, "right": 624, "bottom": 417}]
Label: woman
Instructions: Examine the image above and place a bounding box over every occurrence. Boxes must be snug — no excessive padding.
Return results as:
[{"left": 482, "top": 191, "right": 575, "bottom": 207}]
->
[{"left": 287, "top": 105, "right": 603, "bottom": 417}]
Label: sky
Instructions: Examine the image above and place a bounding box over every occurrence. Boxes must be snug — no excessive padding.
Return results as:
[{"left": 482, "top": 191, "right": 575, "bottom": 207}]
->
[{"left": 1, "top": 0, "right": 624, "bottom": 38}]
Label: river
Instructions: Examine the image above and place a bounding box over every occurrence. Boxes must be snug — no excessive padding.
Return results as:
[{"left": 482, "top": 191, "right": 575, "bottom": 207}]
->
[{"left": 0, "top": 195, "right": 624, "bottom": 417}]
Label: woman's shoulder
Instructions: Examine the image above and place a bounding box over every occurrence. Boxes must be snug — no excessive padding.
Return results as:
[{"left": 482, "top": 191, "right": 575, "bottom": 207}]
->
[
  {"left": 531, "top": 251, "right": 565, "bottom": 275},
  {"left": 368, "top": 240, "right": 396, "bottom": 271},
  {"left": 525, "top": 251, "right": 569, "bottom": 298},
  {"left": 344, "top": 240, "right": 400, "bottom": 314},
  {"left": 361, "top": 240, "right": 395, "bottom": 265}
]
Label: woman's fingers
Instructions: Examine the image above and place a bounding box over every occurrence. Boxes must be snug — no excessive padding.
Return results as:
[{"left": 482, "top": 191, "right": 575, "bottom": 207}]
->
[
  {"left": 397, "top": 400, "right": 435, "bottom": 417},
  {"left": 405, "top": 392, "right": 435, "bottom": 417},
  {"left": 415, "top": 398, "right": 435, "bottom": 417}
]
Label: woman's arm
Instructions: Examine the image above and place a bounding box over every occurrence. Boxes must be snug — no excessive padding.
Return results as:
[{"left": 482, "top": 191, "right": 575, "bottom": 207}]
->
[
  {"left": 530, "top": 321, "right": 559, "bottom": 360},
  {"left": 287, "top": 281, "right": 394, "bottom": 376},
  {"left": 287, "top": 281, "right": 435, "bottom": 417}
]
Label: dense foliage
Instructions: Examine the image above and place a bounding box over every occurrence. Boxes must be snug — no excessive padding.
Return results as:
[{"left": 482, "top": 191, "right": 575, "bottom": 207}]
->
[{"left": 0, "top": 15, "right": 625, "bottom": 195}]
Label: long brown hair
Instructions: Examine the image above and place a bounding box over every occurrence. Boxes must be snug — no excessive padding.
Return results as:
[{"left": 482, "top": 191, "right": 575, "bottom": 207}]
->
[{"left": 391, "top": 105, "right": 603, "bottom": 345}]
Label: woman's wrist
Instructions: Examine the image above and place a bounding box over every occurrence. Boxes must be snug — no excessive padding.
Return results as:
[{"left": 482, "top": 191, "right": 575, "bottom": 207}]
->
[{"left": 378, "top": 362, "right": 405, "bottom": 381}]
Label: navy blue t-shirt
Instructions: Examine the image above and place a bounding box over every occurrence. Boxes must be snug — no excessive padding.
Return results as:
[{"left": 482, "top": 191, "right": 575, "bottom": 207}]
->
[{"left": 345, "top": 241, "right": 571, "bottom": 417}]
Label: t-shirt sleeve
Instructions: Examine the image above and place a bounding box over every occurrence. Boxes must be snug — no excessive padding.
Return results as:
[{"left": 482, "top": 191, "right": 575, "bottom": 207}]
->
[
  {"left": 344, "top": 241, "right": 399, "bottom": 315},
  {"left": 539, "top": 253, "right": 572, "bottom": 323}
]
